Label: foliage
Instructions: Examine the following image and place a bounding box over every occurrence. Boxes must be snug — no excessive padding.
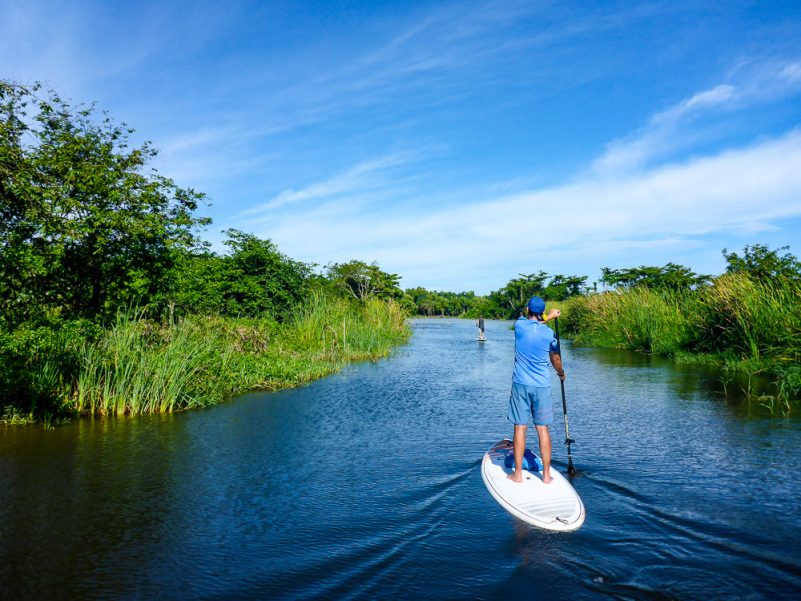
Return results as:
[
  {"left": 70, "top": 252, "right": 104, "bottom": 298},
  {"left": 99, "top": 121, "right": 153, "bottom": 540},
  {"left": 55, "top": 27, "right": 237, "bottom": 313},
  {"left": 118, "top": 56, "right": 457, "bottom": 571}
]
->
[
  {"left": 0, "top": 80, "right": 413, "bottom": 422},
  {"left": 561, "top": 248, "right": 801, "bottom": 402},
  {"left": 0, "top": 319, "right": 101, "bottom": 417},
  {"left": 326, "top": 260, "right": 403, "bottom": 302},
  {"left": 2, "top": 276, "right": 411, "bottom": 420},
  {"left": 722, "top": 244, "right": 801, "bottom": 284},
  {"left": 600, "top": 263, "right": 710, "bottom": 291},
  {"left": 0, "top": 80, "right": 209, "bottom": 325},
  {"left": 543, "top": 274, "right": 590, "bottom": 301},
  {"left": 173, "top": 230, "right": 312, "bottom": 320},
  {"left": 404, "top": 287, "right": 485, "bottom": 317},
  {"left": 493, "top": 272, "right": 549, "bottom": 311},
  {"left": 406, "top": 272, "right": 588, "bottom": 319},
  {"left": 561, "top": 288, "right": 699, "bottom": 354},
  {"left": 289, "top": 289, "right": 409, "bottom": 359},
  {"left": 4, "top": 296, "right": 410, "bottom": 418},
  {"left": 695, "top": 272, "right": 801, "bottom": 361}
]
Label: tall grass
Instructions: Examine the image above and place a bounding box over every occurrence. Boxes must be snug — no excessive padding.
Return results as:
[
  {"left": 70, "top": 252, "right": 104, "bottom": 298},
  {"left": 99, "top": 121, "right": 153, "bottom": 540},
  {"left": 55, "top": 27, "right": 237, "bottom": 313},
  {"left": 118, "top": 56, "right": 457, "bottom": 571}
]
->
[
  {"left": 561, "top": 287, "right": 699, "bottom": 354},
  {"left": 74, "top": 312, "right": 214, "bottom": 415},
  {"left": 66, "top": 294, "right": 410, "bottom": 416},
  {"left": 290, "top": 290, "right": 408, "bottom": 357},
  {"left": 697, "top": 273, "right": 801, "bottom": 361},
  {"left": 560, "top": 272, "right": 801, "bottom": 404}
]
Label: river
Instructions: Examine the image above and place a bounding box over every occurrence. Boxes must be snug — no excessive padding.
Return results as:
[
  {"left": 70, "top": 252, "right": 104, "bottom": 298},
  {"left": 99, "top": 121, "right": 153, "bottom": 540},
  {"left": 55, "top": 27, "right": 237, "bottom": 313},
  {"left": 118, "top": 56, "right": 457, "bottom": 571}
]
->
[{"left": 2, "top": 318, "right": 800, "bottom": 600}]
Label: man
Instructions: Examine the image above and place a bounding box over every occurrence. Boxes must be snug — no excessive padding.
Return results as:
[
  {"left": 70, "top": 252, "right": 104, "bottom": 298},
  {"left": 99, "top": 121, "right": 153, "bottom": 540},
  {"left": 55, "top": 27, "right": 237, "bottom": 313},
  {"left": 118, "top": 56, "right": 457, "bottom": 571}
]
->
[
  {"left": 507, "top": 296, "right": 565, "bottom": 484},
  {"left": 476, "top": 316, "right": 486, "bottom": 340}
]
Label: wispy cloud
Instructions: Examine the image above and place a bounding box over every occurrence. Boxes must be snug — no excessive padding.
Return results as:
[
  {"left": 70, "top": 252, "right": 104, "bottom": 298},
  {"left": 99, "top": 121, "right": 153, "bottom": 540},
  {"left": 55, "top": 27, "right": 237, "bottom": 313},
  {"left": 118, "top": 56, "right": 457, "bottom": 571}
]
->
[
  {"left": 240, "top": 151, "right": 420, "bottom": 216},
  {"left": 258, "top": 128, "right": 801, "bottom": 290},
  {"left": 593, "top": 59, "right": 801, "bottom": 176},
  {"left": 653, "top": 85, "right": 736, "bottom": 124}
]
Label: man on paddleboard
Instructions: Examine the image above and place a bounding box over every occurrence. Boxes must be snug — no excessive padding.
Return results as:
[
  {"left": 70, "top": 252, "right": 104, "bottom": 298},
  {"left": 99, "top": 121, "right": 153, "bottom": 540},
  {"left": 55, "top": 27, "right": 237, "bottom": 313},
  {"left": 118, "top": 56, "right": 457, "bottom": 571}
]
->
[{"left": 507, "top": 296, "right": 565, "bottom": 484}]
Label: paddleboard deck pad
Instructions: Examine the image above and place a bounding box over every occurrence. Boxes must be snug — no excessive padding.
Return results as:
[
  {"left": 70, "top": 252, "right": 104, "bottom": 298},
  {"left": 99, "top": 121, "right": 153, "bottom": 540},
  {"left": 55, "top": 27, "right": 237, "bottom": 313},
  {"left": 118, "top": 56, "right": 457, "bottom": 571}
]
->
[{"left": 481, "top": 439, "right": 585, "bottom": 531}]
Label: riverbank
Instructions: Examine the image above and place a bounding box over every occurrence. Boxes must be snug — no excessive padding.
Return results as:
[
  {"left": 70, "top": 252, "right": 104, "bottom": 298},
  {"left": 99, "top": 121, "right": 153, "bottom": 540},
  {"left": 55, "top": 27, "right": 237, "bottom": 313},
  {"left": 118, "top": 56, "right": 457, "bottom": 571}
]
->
[
  {"left": 1, "top": 293, "right": 410, "bottom": 424},
  {"left": 558, "top": 272, "right": 801, "bottom": 409}
]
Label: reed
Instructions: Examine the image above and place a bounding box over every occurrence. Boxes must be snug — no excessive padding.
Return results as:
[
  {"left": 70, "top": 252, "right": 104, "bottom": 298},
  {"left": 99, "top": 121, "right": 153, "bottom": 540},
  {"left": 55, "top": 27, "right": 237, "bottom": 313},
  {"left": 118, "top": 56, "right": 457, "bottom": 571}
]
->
[
  {"left": 66, "top": 293, "right": 410, "bottom": 416},
  {"left": 74, "top": 312, "right": 211, "bottom": 415},
  {"left": 288, "top": 290, "right": 409, "bottom": 358},
  {"left": 561, "top": 272, "right": 801, "bottom": 403},
  {"left": 697, "top": 273, "right": 801, "bottom": 361},
  {"left": 561, "top": 287, "right": 698, "bottom": 354}
]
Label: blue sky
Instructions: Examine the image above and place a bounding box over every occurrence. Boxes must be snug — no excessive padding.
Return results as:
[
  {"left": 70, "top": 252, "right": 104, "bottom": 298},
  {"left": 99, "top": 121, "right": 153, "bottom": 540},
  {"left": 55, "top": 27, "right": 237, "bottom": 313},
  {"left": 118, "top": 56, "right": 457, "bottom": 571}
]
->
[{"left": 3, "top": 0, "right": 801, "bottom": 293}]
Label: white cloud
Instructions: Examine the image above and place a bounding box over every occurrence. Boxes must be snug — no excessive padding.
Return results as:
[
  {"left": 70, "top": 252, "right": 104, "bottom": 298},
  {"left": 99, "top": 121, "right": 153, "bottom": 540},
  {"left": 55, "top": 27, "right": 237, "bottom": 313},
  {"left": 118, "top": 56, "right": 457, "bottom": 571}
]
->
[
  {"left": 780, "top": 62, "right": 801, "bottom": 83},
  {"left": 592, "top": 84, "right": 737, "bottom": 176},
  {"left": 593, "top": 60, "right": 801, "bottom": 176},
  {"left": 652, "top": 85, "right": 736, "bottom": 124},
  {"left": 240, "top": 152, "right": 419, "bottom": 216},
  {"left": 257, "top": 129, "right": 801, "bottom": 291}
]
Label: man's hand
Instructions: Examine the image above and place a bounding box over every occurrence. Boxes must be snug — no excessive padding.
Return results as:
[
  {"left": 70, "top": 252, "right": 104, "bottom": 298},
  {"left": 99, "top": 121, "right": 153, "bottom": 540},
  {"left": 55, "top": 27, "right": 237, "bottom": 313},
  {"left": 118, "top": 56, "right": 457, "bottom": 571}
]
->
[{"left": 544, "top": 308, "right": 561, "bottom": 321}]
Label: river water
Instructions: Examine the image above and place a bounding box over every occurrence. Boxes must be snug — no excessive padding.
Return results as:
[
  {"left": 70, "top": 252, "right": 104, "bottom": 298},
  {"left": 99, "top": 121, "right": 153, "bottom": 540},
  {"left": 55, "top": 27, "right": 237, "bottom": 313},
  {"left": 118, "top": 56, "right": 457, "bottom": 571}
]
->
[{"left": 2, "top": 318, "right": 800, "bottom": 600}]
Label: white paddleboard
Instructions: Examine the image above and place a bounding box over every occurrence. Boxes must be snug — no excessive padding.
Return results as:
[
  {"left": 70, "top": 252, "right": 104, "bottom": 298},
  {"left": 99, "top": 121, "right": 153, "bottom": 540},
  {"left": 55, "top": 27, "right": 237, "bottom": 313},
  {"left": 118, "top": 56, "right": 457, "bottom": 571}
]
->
[{"left": 481, "top": 439, "right": 585, "bottom": 531}]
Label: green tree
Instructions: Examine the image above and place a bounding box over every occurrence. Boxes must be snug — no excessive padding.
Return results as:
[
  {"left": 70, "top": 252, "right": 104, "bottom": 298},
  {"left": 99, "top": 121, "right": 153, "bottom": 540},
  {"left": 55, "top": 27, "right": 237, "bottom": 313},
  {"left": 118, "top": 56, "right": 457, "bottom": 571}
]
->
[
  {"left": 723, "top": 244, "right": 801, "bottom": 283},
  {"left": 326, "top": 260, "right": 402, "bottom": 301},
  {"left": 0, "top": 81, "right": 209, "bottom": 324},
  {"left": 483, "top": 272, "right": 545, "bottom": 318},
  {"left": 600, "top": 263, "right": 709, "bottom": 291},
  {"left": 543, "top": 274, "right": 589, "bottom": 300},
  {"left": 173, "top": 230, "right": 311, "bottom": 319},
  {"left": 221, "top": 230, "right": 311, "bottom": 318}
]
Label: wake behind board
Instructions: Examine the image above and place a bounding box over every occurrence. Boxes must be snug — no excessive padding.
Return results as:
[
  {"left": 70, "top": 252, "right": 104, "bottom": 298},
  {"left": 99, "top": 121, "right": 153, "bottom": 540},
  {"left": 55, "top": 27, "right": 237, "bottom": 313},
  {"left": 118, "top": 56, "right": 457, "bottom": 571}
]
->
[{"left": 481, "top": 439, "right": 585, "bottom": 531}]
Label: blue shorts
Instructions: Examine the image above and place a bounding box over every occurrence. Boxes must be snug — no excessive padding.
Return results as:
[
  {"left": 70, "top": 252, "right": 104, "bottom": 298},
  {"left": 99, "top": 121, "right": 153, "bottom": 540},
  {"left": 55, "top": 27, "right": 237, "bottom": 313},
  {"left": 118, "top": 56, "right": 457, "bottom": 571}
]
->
[{"left": 507, "top": 383, "right": 553, "bottom": 426}]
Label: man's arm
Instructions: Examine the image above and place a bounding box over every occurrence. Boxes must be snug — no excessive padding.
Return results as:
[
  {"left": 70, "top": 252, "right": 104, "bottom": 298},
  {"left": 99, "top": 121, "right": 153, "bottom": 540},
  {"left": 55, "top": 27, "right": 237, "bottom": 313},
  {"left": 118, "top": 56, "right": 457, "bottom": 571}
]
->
[{"left": 549, "top": 352, "right": 566, "bottom": 381}]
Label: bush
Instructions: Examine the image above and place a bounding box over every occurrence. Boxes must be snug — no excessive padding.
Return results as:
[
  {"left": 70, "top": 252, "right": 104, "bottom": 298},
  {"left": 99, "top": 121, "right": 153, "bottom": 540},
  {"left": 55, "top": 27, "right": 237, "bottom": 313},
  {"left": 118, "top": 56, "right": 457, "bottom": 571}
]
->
[{"left": 0, "top": 319, "right": 101, "bottom": 416}]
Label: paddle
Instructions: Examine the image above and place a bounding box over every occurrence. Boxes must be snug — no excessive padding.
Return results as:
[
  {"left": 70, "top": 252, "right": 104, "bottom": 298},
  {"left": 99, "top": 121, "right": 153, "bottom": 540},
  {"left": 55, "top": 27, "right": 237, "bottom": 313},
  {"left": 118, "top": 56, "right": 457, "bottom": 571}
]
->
[{"left": 553, "top": 317, "right": 576, "bottom": 473}]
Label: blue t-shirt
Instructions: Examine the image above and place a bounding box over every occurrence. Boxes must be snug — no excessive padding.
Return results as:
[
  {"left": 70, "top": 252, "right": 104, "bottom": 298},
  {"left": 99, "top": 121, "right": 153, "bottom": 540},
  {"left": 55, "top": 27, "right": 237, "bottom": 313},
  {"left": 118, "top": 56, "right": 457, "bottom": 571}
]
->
[{"left": 512, "top": 317, "right": 559, "bottom": 387}]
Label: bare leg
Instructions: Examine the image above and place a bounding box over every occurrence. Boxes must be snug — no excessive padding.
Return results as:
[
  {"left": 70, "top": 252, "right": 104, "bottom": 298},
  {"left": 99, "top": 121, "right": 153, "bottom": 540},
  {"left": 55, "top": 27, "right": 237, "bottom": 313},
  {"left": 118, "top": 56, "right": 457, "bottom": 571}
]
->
[
  {"left": 535, "top": 424, "right": 553, "bottom": 483},
  {"left": 507, "top": 424, "right": 527, "bottom": 483}
]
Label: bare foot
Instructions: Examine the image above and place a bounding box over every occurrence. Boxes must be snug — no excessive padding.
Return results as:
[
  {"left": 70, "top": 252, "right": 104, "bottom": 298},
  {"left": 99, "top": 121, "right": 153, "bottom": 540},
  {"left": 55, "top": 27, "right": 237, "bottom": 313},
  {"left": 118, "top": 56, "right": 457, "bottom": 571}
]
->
[
  {"left": 541, "top": 472, "right": 553, "bottom": 484},
  {"left": 507, "top": 472, "right": 523, "bottom": 483}
]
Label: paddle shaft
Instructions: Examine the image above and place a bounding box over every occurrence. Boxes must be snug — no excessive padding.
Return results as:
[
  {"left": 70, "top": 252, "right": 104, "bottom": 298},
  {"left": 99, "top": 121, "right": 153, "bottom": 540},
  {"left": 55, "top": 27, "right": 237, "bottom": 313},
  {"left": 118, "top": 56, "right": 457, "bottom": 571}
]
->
[{"left": 553, "top": 318, "right": 576, "bottom": 473}]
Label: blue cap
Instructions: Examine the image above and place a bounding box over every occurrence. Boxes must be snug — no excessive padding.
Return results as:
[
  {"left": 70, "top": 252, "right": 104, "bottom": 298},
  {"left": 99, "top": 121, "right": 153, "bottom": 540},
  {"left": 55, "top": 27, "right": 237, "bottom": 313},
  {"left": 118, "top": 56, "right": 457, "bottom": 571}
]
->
[{"left": 527, "top": 296, "right": 546, "bottom": 313}]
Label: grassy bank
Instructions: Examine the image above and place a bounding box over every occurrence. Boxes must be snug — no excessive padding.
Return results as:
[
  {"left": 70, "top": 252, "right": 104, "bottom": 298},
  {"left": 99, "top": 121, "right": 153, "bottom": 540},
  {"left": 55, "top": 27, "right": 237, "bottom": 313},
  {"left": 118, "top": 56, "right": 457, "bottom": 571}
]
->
[
  {"left": 559, "top": 272, "right": 801, "bottom": 407},
  {"left": 1, "top": 293, "right": 410, "bottom": 423}
]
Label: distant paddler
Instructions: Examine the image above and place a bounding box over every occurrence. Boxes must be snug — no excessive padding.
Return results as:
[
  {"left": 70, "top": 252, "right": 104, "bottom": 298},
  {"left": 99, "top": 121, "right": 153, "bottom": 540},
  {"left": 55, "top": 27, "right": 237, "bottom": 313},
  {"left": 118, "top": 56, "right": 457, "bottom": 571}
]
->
[{"left": 476, "top": 316, "right": 486, "bottom": 341}]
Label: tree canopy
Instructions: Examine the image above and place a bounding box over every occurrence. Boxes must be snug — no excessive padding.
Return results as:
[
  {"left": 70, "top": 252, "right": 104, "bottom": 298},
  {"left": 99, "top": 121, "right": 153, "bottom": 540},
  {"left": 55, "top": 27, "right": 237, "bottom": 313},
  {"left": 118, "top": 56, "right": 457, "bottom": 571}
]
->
[
  {"left": 0, "top": 81, "right": 208, "bottom": 325},
  {"left": 600, "top": 263, "right": 710, "bottom": 291},
  {"left": 723, "top": 244, "right": 801, "bottom": 283},
  {"left": 405, "top": 271, "right": 589, "bottom": 318},
  {"left": 326, "top": 260, "right": 403, "bottom": 302},
  {"left": 173, "top": 230, "right": 312, "bottom": 320}
]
